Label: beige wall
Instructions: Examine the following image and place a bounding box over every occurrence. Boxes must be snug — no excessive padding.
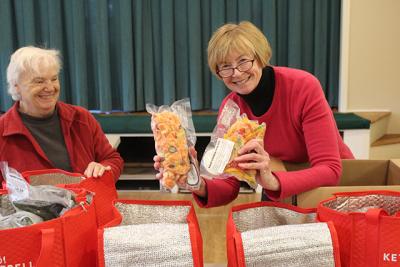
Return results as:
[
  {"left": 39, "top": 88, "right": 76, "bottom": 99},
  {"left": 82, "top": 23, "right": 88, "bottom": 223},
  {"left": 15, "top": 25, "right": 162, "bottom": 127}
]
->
[{"left": 346, "top": 0, "right": 400, "bottom": 132}]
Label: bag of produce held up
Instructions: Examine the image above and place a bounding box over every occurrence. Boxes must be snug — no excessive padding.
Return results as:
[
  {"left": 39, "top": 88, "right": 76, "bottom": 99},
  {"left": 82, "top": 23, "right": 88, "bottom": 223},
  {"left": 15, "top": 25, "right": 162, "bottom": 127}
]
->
[
  {"left": 200, "top": 99, "right": 266, "bottom": 188},
  {"left": 146, "top": 99, "right": 200, "bottom": 192}
]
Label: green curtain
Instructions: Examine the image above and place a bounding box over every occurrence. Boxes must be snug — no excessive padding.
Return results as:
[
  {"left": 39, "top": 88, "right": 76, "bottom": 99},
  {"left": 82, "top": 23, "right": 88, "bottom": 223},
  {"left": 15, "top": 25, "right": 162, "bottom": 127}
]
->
[{"left": 0, "top": 0, "right": 341, "bottom": 112}]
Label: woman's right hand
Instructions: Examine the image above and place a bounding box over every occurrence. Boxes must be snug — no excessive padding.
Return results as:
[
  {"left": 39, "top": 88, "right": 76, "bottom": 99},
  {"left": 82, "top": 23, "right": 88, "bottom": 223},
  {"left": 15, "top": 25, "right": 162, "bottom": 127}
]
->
[
  {"left": 153, "top": 155, "right": 164, "bottom": 180},
  {"left": 152, "top": 148, "right": 207, "bottom": 198}
]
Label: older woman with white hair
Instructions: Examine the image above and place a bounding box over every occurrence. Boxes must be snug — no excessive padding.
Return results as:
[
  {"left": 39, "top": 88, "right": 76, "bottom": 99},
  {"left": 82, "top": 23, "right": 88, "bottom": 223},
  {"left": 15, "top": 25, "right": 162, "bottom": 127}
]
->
[{"left": 0, "top": 46, "right": 123, "bottom": 182}]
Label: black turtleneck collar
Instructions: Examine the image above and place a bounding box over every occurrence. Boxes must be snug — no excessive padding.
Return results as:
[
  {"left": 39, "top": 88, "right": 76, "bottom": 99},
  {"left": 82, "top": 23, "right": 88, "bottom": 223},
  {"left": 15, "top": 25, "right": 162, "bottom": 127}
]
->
[{"left": 238, "top": 66, "right": 275, "bottom": 117}]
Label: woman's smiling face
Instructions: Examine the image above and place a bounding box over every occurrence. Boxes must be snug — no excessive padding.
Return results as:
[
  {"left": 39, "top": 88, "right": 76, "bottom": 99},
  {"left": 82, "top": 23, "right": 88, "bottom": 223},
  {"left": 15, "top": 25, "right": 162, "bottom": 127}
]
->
[
  {"left": 218, "top": 51, "right": 262, "bottom": 95},
  {"left": 16, "top": 65, "right": 60, "bottom": 118}
]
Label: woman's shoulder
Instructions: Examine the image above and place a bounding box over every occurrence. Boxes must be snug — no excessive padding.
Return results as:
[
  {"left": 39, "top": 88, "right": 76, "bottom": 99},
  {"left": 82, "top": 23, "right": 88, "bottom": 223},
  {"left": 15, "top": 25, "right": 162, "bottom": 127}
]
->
[
  {"left": 273, "top": 66, "right": 318, "bottom": 83},
  {"left": 57, "top": 102, "right": 95, "bottom": 123},
  {"left": 0, "top": 104, "right": 18, "bottom": 125},
  {"left": 273, "top": 66, "right": 322, "bottom": 98},
  {"left": 58, "top": 101, "right": 90, "bottom": 113}
]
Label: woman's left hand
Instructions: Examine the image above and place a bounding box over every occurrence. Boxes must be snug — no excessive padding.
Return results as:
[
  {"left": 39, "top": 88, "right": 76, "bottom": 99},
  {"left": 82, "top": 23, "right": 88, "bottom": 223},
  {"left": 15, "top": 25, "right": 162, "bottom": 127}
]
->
[
  {"left": 84, "top": 161, "right": 111, "bottom": 178},
  {"left": 234, "top": 139, "right": 280, "bottom": 191}
]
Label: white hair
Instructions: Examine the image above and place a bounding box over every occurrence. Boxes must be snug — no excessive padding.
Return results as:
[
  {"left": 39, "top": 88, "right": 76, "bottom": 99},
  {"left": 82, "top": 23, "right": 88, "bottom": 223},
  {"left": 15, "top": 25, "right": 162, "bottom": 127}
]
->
[{"left": 6, "top": 46, "right": 61, "bottom": 101}]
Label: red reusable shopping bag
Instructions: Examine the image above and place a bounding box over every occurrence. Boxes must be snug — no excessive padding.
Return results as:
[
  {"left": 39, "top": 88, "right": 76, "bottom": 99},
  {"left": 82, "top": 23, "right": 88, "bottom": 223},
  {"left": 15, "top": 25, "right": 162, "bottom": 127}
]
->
[
  {"left": 227, "top": 201, "right": 341, "bottom": 267},
  {"left": 0, "top": 188, "right": 98, "bottom": 267},
  {"left": 97, "top": 199, "right": 203, "bottom": 267},
  {"left": 22, "top": 169, "right": 118, "bottom": 227},
  {"left": 317, "top": 190, "right": 400, "bottom": 267}
]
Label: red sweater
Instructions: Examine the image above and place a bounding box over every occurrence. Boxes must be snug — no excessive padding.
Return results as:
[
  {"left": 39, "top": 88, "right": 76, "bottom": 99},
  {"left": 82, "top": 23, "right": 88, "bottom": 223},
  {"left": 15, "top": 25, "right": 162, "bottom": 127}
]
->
[
  {"left": 195, "top": 67, "right": 354, "bottom": 207},
  {"left": 0, "top": 101, "right": 123, "bottom": 183}
]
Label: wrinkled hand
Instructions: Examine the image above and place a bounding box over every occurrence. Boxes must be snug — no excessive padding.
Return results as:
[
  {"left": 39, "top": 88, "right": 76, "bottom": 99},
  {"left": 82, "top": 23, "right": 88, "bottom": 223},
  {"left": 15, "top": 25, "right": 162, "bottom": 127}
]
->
[
  {"left": 84, "top": 162, "right": 111, "bottom": 178},
  {"left": 153, "top": 147, "right": 207, "bottom": 197},
  {"left": 234, "top": 139, "right": 280, "bottom": 191}
]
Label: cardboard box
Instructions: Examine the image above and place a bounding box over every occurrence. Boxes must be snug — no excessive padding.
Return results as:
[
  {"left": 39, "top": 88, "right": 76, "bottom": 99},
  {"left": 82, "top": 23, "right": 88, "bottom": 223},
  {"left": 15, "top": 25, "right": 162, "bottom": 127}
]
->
[
  {"left": 269, "top": 158, "right": 296, "bottom": 204},
  {"left": 289, "top": 159, "right": 400, "bottom": 208},
  {"left": 270, "top": 157, "right": 286, "bottom": 172}
]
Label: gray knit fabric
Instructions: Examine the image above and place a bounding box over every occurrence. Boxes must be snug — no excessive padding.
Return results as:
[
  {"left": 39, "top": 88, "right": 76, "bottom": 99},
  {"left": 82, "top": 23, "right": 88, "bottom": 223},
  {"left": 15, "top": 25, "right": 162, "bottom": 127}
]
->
[
  {"left": 115, "top": 202, "right": 190, "bottom": 225},
  {"left": 232, "top": 206, "right": 316, "bottom": 232},
  {"left": 27, "top": 172, "right": 83, "bottom": 186},
  {"left": 233, "top": 206, "right": 335, "bottom": 267},
  {"left": 103, "top": 203, "right": 194, "bottom": 267},
  {"left": 104, "top": 223, "right": 193, "bottom": 267},
  {"left": 241, "top": 222, "right": 335, "bottom": 267}
]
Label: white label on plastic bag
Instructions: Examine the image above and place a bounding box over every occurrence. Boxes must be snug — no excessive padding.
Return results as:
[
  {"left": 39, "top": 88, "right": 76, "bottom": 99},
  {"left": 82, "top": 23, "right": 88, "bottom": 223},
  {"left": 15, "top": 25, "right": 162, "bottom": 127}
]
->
[
  {"left": 5, "top": 171, "right": 29, "bottom": 201},
  {"left": 203, "top": 138, "right": 234, "bottom": 176}
]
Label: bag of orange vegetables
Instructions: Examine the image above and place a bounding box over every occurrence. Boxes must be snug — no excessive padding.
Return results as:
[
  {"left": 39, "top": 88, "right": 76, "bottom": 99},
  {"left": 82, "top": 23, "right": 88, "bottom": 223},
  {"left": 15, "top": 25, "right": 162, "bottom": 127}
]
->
[
  {"left": 200, "top": 99, "right": 266, "bottom": 189},
  {"left": 146, "top": 99, "right": 200, "bottom": 192}
]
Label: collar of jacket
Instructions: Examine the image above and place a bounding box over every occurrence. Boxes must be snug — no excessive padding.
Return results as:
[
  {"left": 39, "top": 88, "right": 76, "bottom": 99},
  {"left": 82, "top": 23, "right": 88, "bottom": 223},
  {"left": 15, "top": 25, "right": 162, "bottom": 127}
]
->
[{"left": 2, "top": 101, "right": 76, "bottom": 137}]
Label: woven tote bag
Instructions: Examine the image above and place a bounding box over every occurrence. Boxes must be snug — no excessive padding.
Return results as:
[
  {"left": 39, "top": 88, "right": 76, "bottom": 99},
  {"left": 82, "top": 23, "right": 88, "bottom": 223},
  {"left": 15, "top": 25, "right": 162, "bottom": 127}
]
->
[
  {"left": 227, "top": 201, "right": 341, "bottom": 267},
  {"left": 98, "top": 199, "right": 203, "bottom": 267},
  {"left": 0, "top": 187, "right": 98, "bottom": 267},
  {"left": 22, "top": 168, "right": 118, "bottom": 227},
  {"left": 317, "top": 190, "right": 400, "bottom": 267}
]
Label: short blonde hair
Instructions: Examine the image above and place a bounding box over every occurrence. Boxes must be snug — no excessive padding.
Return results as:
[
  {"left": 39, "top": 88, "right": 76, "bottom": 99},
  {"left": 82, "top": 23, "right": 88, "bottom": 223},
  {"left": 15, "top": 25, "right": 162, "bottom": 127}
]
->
[
  {"left": 207, "top": 21, "right": 272, "bottom": 76},
  {"left": 7, "top": 46, "right": 61, "bottom": 101}
]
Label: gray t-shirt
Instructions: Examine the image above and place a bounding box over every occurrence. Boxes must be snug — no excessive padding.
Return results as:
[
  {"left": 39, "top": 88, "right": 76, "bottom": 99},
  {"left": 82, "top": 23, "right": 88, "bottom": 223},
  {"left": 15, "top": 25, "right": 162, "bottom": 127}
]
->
[{"left": 19, "top": 109, "right": 72, "bottom": 171}]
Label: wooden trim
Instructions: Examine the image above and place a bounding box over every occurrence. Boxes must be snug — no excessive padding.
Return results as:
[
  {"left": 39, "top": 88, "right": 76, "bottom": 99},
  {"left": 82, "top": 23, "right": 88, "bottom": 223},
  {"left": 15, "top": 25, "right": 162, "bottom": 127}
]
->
[
  {"left": 339, "top": 0, "right": 351, "bottom": 112},
  {"left": 354, "top": 111, "right": 391, "bottom": 123},
  {"left": 371, "top": 134, "right": 400, "bottom": 147}
]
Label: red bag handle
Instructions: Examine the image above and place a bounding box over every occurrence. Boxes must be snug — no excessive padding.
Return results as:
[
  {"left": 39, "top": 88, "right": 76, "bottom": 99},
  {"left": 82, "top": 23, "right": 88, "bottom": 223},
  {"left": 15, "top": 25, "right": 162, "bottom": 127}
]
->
[
  {"left": 332, "top": 190, "right": 400, "bottom": 198},
  {"left": 186, "top": 206, "right": 203, "bottom": 267},
  {"left": 326, "top": 221, "right": 342, "bottom": 267},
  {"left": 226, "top": 211, "right": 239, "bottom": 267},
  {"left": 97, "top": 229, "right": 106, "bottom": 267},
  {"left": 364, "top": 208, "right": 387, "bottom": 267},
  {"left": 234, "top": 231, "right": 246, "bottom": 267},
  {"left": 102, "top": 204, "right": 123, "bottom": 228},
  {"left": 231, "top": 200, "right": 316, "bottom": 213},
  {"left": 36, "top": 228, "right": 55, "bottom": 267}
]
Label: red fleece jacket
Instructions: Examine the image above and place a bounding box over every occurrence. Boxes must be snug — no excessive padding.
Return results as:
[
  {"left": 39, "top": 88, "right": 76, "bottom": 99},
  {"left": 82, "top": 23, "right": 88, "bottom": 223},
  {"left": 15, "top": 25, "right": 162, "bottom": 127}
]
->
[{"left": 0, "top": 101, "right": 123, "bottom": 183}]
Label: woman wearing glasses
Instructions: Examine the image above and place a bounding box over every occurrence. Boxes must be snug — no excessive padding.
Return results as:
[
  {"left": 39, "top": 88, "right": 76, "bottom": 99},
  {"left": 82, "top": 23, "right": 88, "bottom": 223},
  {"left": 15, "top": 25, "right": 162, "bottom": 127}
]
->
[
  {"left": 0, "top": 46, "right": 123, "bottom": 183},
  {"left": 155, "top": 21, "right": 353, "bottom": 207}
]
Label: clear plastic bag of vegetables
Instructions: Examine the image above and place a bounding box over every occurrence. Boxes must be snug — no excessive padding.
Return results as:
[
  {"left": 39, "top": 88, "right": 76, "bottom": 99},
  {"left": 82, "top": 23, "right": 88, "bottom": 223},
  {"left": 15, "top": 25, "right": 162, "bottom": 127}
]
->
[
  {"left": 146, "top": 99, "right": 200, "bottom": 192},
  {"left": 200, "top": 99, "right": 266, "bottom": 188}
]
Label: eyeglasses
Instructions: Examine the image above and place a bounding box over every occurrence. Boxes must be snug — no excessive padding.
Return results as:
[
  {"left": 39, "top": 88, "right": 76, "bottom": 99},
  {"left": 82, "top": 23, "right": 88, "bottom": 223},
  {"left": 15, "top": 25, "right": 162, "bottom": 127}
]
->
[{"left": 217, "top": 59, "right": 255, "bottom": 78}]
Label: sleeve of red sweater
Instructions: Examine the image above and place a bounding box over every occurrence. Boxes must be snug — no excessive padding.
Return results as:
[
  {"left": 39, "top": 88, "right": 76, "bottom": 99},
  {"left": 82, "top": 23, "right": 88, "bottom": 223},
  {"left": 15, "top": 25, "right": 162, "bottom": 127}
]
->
[
  {"left": 265, "top": 74, "right": 342, "bottom": 200},
  {"left": 87, "top": 112, "right": 124, "bottom": 182},
  {"left": 193, "top": 177, "right": 241, "bottom": 208},
  {"left": 192, "top": 98, "right": 241, "bottom": 208}
]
